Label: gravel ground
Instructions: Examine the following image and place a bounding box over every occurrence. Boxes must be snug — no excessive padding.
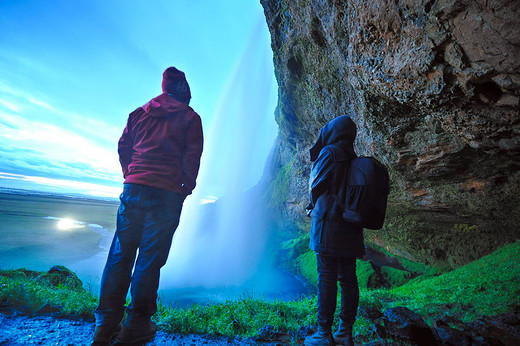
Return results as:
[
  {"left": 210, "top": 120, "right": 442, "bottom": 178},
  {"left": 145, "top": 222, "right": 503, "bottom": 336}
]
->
[{"left": 0, "top": 313, "right": 279, "bottom": 346}]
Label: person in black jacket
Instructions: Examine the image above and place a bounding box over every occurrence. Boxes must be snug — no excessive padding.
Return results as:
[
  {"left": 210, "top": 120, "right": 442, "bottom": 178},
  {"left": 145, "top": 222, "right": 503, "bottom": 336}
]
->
[{"left": 304, "top": 115, "right": 364, "bottom": 346}]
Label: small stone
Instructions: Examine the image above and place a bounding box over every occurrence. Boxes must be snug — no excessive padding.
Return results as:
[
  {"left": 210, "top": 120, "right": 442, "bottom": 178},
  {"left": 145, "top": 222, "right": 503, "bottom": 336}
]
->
[
  {"left": 433, "top": 320, "right": 471, "bottom": 346},
  {"left": 479, "top": 93, "right": 490, "bottom": 103},
  {"left": 469, "top": 141, "right": 480, "bottom": 148},
  {"left": 496, "top": 94, "right": 519, "bottom": 107},
  {"left": 492, "top": 74, "right": 520, "bottom": 90},
  {"left": 499, "top": 138, "right": 518, "bottom": 150},
  {"left": 358, "top": 305, "right": 384, "bottom": 320},
  {"left": 372, "top": 323, "right": 387, "bottom": 339}
]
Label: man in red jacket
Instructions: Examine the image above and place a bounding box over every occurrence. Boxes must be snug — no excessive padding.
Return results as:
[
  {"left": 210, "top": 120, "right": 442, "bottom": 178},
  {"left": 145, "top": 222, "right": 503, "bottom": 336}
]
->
[{"left": 92, "top": 67, "right": 203, "bottom": 346}]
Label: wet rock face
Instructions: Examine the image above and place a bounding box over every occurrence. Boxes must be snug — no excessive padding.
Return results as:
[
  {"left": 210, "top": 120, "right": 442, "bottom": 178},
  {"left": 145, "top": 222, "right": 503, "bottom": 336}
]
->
[{"left": 261, "top": 0, "right": 520, "bottom": 260}]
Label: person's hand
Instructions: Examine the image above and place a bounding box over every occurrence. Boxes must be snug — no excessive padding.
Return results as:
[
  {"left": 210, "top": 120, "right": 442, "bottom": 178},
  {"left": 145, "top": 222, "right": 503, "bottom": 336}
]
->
[{"left": 305, "top": 203, "right": 313, "bottom": 217}]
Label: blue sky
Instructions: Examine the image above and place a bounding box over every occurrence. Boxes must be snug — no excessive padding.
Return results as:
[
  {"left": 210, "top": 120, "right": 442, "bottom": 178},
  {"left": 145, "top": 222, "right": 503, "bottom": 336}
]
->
[{"left": 0, "top": 0, "right": 278, "bottom": 200}]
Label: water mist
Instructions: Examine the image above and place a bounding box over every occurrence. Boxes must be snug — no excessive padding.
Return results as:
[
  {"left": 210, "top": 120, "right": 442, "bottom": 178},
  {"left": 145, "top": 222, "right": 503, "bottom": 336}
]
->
[{"left": 159, "top": 22, "right": 306, "bottom": 305}]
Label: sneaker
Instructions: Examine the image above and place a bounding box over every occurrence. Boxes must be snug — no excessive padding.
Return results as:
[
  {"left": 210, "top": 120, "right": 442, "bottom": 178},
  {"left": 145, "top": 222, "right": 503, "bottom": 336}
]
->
[
  {"left": 113, "top": 321, "right": 157, "bottom": 345},
  {"left": 91, "top": 323, "right": 122, "bottom": 346}
]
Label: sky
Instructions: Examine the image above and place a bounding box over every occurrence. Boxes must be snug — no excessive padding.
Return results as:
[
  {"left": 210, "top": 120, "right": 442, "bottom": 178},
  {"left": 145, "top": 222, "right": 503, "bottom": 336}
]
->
[{"left": 0, "top": 0, "right": 279, "bottom": 201}]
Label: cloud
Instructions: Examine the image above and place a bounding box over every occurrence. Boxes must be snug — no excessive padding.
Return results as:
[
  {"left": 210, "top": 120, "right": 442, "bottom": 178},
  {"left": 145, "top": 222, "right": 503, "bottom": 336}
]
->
[
  {"left": 0, "top": 81, "right": 122, "bottom": 144},
  {"left": 0, "top": 109, "right": 121, "bottom": 185},
  {"left": 0, "top": 98, "right": 21, "bottom": 113},
  {"left": 0, "top": 78, "right": 125, "bottom": 192},
  {"left": 28, "top": 97, "right": 56, "bottom": 111},
  {"left": 0, "top": 172, "right": 121, "bottom": 198}
]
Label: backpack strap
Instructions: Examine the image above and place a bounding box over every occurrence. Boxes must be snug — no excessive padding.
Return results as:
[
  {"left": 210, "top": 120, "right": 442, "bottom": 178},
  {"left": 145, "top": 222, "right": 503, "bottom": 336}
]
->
[{"left": 329, "top": 145, "right": 351, "bottom": 212}]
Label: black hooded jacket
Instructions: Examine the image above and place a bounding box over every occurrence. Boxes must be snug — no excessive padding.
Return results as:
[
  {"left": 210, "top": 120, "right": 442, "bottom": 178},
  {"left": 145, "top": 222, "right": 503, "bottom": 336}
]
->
[{"left": 308, "top": 115, "right": 365, "bottom": 257}]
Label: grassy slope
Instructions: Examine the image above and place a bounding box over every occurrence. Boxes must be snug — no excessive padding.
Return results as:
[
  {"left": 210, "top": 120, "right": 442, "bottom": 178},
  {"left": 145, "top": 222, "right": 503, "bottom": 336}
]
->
[
  {"left": 392, "top": 240, "right": 520, "bottom": 321},
  {"left": 0, "top": 242, "right": 518, "bottom": 343}
]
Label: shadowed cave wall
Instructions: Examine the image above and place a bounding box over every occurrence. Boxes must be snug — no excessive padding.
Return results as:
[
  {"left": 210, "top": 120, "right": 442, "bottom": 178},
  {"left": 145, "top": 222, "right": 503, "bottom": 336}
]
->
[{"left": 260, "top": 0, "right": 520, "bottom": 267}]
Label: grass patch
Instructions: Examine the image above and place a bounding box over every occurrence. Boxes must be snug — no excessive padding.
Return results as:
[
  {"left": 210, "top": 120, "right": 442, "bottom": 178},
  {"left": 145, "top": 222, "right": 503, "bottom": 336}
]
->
[
  {"left": 0, "top": 267, "right": 97, "bottom": 318},
  {"left": 356, "top": 260, "right": 382, "bottom": 289},
  {"left": 295, "top": 251, "right": 318, "bottom": 287},
  {"left": 0, "top": 242, "right": 518, "bottom": 343},
  {"left": 389, "top": 241, "right": 520, "bottom": 322},
  {"left": 155, "top": 297, "right": 316, "bottom": 339},
  {"left": 380, "top": 266, "right": 413, "bottom": 288}
]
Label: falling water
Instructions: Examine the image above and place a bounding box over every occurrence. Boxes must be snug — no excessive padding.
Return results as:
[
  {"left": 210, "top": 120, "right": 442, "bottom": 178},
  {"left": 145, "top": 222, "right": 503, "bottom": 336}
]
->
[{"left": 159, "top": 21, "right": 307, "bottom": 305}]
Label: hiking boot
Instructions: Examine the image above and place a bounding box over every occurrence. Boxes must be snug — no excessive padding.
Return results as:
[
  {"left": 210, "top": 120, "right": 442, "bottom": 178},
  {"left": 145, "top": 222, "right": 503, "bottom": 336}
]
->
[
  {"left": 333, "top": 321, "right": 353, "bottom": 346},
  {"left": 113, "top": 321, "right": 157, "bottom": 345},
  {"left": 91, "top": 323, "right": 122, "bottom": 346},
  {"left": 304, "top": 325, "right": 334, "bottom": 346}
]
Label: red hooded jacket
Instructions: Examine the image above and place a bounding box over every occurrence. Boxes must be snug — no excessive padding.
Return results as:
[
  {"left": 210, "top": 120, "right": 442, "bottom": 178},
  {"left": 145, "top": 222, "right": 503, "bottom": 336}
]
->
[{"left": 118, "top": 93, "right": 203, "bottom": 195}]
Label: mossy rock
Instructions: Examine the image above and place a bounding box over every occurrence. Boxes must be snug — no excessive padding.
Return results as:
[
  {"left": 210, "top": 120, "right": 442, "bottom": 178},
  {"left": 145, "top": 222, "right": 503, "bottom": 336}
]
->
[
  {"left": 280, "top": 232, "right": 309, "bottom": 264},
  {"left": 37, "top": 265, "right": 84, "bottom": 292},
  {"left": 380, "top": 266, "right": 413, "bottom": 288},
  {"left": 356, "top": 260, "right": 384, "bottom": 290},
  {"left": 366, "top": 197, "right": 513, "bottom": 270},
  {"left": 296, "top": 251, "right": 318, "bottom": 287}
]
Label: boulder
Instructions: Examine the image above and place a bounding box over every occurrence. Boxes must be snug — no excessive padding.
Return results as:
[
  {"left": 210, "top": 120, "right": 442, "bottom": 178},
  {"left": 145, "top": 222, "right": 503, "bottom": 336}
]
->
[{"left": 383, "top": 306, "right": 436, "bottom": 345}]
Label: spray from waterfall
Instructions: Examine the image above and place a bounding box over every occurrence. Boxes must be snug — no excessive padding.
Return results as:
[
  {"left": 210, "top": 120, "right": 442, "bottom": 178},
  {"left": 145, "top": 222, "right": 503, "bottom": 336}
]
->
[{"left": 158, "top": 20, "right": 303, "bottom": 302}]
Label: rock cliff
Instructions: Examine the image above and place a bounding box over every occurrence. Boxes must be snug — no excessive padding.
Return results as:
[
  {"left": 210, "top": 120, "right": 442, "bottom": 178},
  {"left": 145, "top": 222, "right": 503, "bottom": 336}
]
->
[{"left": 260, "top": 0, "right": 520, "bottom": 267}]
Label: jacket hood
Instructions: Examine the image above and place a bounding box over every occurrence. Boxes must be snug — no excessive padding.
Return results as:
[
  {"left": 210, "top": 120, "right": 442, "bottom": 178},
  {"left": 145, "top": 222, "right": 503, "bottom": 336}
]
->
[
  {"left": 142, "top": 93, "right": 190, "bottom": 118},
  {"left": 162, "top": 66, "right": 191, "bottom": 104},
  {"left": 310, "top": 115, "right": 357, "bottom": 162}
]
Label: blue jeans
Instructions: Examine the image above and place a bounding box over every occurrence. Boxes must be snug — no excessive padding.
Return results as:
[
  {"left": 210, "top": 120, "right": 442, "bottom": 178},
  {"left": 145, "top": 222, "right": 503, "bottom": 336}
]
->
[
  {"left": 95, "top": 183, "right": 184, "bottom": 328},
  {"left": 316, "top": 254, "right": 359, "bottom": 329}
]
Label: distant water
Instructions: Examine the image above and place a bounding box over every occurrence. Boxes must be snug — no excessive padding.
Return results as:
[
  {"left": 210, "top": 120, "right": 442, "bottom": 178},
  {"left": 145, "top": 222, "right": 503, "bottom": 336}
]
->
[
  {"left": 0, "top": 188, "right": 309, "bottom": 304},
  {"left": 0, "top": 188, "right": 118, "bottom": 282},
  {"left": 68, "top": 223, "right": 116, "bottom": 292}
]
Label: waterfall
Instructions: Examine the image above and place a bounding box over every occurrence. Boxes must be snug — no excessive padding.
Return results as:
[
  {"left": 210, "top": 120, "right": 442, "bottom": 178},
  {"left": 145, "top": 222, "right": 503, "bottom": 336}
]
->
[{"left": 158, "top": 19, "right": 303, "bottom": 303}]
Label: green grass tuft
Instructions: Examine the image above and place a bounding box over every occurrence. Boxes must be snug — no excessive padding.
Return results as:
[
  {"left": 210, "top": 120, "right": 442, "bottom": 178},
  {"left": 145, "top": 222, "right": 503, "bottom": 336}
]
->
[
  {"left": 0, "top": 268, "right": 97, "bottom": 318},
  {"left": 155, "top": 297, "right": 317, "bottom": 339},
  {"left": 0, "top": 242, "right": 518, "bottom": 343}
]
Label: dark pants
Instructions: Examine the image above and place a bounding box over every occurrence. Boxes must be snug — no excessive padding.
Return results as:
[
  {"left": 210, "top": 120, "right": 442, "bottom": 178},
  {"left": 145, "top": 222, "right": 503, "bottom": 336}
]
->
[
  {"left": 316, "top": 254, "right": 359, "bottom": 329},
  {"left": 95, "top": 183, "right": 184, "bottom": 328}
]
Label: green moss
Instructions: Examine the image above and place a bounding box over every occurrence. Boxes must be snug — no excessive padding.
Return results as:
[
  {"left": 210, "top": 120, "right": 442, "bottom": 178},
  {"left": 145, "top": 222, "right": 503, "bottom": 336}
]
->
[
  {"left": 380, "top": 266, "right": 412, "bottom": 288},
  {"left": 296, "top": 251, "right": 318, "bottom": 287},
  {"left": 356, "top": 260, "right": 380, "bottom": 290},
  {"left": 292, "top": 252, "right": 411, "bottom": 291},
  {"left": 365, "top": 196, "right": 507, "bottom": 269},
  {"left": 391, "top": 241, "right": 520, "bottom": 322},
  {"left": 280, "top": 232, "right": 310, "bottom": 264},
  {"left": 266, "top": 157, "right": 294, "bottom": 211},
  {"left": 0, "top": 266, "right": 84, "bottom": 292}
]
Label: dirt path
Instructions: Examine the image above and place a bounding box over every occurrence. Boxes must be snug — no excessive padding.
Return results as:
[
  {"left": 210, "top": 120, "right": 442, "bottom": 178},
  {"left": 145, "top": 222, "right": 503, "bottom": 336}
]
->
[{"left": 0, "top": 313, "right": 275, "bottom": 346}]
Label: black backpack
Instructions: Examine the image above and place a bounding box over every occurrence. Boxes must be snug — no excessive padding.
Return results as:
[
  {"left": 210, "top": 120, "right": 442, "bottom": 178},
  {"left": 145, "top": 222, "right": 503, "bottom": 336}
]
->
[{"left": 341, "top": 156, "right": 390, "bottom": 230}]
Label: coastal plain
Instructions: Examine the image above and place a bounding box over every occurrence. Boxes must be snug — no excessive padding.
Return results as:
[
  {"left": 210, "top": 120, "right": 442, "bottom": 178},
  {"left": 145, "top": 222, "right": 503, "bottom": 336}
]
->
[{"left": 0, "top": 189, "right": 119, "bottom": 272}]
